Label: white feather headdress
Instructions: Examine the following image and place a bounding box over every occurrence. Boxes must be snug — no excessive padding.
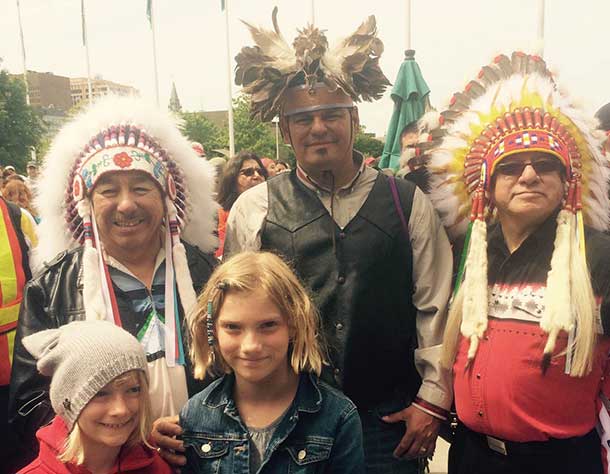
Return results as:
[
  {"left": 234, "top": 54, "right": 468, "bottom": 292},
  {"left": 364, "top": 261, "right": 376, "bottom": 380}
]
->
[
  {"left": 33, "top": 96, "right": 219, "bottom": 368},
  {"left": 34, "top": 96, "right": 218, "bottom": 269}
]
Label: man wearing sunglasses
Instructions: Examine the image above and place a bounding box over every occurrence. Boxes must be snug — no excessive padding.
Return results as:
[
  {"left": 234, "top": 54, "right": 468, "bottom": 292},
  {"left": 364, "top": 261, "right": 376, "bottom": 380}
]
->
[
  {"left": 491, "top": 152, "right": 567, "bottom": 241},
  {"left": 428, "top": 52, "right": 610, "bottom": 474}
]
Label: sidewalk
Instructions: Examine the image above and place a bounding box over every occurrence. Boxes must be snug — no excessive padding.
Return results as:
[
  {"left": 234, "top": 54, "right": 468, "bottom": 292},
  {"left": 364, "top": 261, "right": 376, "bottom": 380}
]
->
[{"left": 428, "top": 438, "right": 449, "bottom": 474}]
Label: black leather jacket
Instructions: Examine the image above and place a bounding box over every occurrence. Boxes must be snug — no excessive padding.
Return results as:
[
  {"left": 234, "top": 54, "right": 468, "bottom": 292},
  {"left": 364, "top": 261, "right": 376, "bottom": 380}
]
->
[{"left": 8, "top": 242, "right": 217, "bottom": 459}]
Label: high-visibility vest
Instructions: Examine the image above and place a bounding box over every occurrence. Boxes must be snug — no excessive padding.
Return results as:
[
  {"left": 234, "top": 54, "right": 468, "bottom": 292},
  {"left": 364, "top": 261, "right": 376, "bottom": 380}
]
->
[{"left": 0, "top": 198, "right": 26, "bottom": 386}]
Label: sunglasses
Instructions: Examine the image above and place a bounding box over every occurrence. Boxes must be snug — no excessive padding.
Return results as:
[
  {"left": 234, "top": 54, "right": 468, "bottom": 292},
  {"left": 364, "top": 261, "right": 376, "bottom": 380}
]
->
[
  {"left": 495, "top": 159, "right": 564, "bottom": 177},
  {"left": 240, "top": 167, "right": 264, "bottom": 177}
]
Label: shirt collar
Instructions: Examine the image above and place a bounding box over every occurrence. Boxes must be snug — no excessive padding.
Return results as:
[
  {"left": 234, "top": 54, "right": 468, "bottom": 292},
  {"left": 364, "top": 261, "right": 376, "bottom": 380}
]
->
[
  {"left": 104, "top": 242, "right": 166, "bottom": 279},
  {"left": 203, "top": 372, "right": 322, "bottom": 414},
  {"left": 295, "top": 150, "right": 365, "bottom": 194},
  {"left": 488, "top": 209, "right": 560, "bottom": 256}
]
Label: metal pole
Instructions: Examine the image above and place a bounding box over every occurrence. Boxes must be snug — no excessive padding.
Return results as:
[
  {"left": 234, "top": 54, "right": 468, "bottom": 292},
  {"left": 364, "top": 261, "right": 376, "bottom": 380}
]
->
[
  {"left": 82, "top": 0, "right": 93, "bottom": 105},
  {"left": 405, "top": 0, "right": 411, "bottom": 51},
  {"left": 536, "top": 0, "right": 545, "bottom": 56},
  {"left": 15, "top": 0, "right": 29, "bottom": 105},
  {"left": 275, "top": 119, "right": 280, "bottom": 161},
  {"left": 150, "top": 0, "right": 160, "bottom": 107},
  {"left": 310, "top": 0, "right": 315, "bottom": 25},
  {"left": 225, "top": 0, "right": 235, "bottom": 156}
]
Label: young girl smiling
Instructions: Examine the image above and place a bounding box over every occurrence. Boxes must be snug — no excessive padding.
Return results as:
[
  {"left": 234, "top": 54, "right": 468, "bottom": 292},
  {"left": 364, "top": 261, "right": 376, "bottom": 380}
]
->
[
  {"left": 182, "top": 251, "right": 365, "bottom": 473},
  {"left": 18, "top": 320, "right": 170, "bottom": 474}
]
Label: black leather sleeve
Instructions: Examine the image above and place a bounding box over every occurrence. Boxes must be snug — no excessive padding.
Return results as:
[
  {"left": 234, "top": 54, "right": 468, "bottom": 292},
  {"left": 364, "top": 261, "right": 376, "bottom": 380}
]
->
[
  {"left": 8, "top": 279, "right": 56, "bottom": 461},
  {"left": 8, "top": 249, "right": 84, "bottom": 462}
]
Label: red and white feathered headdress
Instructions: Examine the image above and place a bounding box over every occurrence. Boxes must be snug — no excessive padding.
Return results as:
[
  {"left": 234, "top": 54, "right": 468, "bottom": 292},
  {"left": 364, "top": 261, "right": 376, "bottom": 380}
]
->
[{"left": 427, "top": 52, "right": 609, "bottom": 376}]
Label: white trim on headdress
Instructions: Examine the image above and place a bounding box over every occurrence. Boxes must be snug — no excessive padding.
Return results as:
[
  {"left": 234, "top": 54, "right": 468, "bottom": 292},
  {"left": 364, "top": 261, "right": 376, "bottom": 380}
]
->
[
  {"left": 426, "top": 52, "right": 609, "bottom": 376},
  {"left": 33, "top": 96, "right": 218, "bottom": 268},
  {"left": 33, "top": 96, "right": 219, "bottom": 368}
]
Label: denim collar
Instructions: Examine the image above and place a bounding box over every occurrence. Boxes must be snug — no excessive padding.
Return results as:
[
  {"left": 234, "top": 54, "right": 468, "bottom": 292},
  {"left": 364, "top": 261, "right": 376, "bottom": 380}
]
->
[{"left": 201, "top": 372, "right": 323, "bottom": 415}]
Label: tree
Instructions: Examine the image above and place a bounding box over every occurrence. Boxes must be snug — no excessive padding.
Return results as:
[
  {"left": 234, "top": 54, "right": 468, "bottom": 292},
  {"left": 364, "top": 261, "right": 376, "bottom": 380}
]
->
[
  {"left": 0, "top": 67, "right": 45, "bottom": 171},
  {"left": 354, "top": 126, "right": 384, "bottom": 158},
  {"left": 232, "top": 95, "right": 294, "bottom": 162},
  {"left": 180, "top": 111, "right": 227, "bottom": 157}
]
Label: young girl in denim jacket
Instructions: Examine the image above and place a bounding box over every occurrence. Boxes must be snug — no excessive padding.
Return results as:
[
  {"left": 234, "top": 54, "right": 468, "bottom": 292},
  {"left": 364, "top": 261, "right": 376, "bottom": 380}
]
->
[{"left": 181, "top": 251, "right": 365, "bottom": 473}]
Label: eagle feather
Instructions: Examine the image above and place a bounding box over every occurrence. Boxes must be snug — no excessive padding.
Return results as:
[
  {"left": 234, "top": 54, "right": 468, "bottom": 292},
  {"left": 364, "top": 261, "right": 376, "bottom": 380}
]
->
[{"left": 239, "top": 7, "right": 295, "bottom": 74}]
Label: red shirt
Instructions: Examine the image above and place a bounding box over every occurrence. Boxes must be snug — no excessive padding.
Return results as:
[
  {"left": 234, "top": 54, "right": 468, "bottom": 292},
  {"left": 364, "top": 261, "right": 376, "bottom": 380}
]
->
[
  {"left": 454, "top": 217, "right": 610, "bottom": 442},
  {"left": 454, "top": 317, "right": 610, "bottom": 442},
  {"left": 18, "top": 416, "right": 171, "bottom": 474},
  {"left": 215, "top": 208, "right": 229, "bottom": 258}
]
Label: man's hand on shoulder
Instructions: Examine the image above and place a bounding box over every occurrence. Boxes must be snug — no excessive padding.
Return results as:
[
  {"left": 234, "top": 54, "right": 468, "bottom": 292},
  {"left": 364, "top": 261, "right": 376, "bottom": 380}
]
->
[{"left": 151, "top": 415, "right": 186, "bottom": 469}]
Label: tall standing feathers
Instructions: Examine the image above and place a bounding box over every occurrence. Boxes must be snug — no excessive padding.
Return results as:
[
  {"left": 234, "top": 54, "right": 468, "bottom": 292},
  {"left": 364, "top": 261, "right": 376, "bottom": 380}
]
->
[
  {"left": 321, "top": 16, "right": 390, "bottom": 102},
  {"left": 235, "top": 9, "right": 390, "bottom": 121},
  {"left": 240, "top": 7, "right": 295, "bottom": 75}
]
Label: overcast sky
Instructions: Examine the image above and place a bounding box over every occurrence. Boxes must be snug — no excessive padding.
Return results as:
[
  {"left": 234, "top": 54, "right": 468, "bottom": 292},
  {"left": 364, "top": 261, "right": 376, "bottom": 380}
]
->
[{"left": 2, "top": 0, "right": 610, "bottom": 136}]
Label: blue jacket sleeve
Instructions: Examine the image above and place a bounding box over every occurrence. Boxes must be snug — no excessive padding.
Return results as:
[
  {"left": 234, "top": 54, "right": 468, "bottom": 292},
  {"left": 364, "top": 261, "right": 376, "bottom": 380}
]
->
[{"left": 325, "top": 404, "right": 365, "bottom": 473}]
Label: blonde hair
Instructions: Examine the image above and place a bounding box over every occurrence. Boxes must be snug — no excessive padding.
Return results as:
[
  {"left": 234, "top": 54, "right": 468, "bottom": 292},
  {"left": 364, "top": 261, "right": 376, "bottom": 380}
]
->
[
  {"left": 58, "top": 370, "right": 152, "bottom": 465},
  {"left": 187, "top": 251, "right": 325, "bottom": 379},
  {"left": 442, "top": 211, "right": 597, "bottom": 377}
]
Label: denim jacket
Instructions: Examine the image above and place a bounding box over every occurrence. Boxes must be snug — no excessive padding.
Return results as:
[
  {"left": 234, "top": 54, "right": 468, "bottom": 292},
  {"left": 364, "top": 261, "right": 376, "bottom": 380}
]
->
[{"left": 180, "top": 372, "right": 365, "bottom": 474}]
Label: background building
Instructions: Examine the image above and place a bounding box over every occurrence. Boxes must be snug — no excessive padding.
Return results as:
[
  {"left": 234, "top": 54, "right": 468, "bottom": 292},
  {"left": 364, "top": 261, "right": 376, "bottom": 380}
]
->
[
  {"left": 10, "top": 70, "right": 72, "bottom": 111},
  {"left": 201, "top": 110, "right": 228, "bottom": 128},
  {"left": 70, "top": 76, "right": 139, "bottom": 106}
]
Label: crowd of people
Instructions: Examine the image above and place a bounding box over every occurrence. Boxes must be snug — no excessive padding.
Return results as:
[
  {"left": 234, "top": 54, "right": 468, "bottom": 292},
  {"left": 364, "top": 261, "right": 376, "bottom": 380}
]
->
[{"left": 2, "top": 11, "right": 610, "bottom": 474}]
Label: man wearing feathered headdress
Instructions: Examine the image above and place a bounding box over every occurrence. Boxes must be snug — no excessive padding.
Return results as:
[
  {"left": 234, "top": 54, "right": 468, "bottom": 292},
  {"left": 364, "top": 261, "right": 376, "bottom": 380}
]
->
[
  {"left": 8, "top": 96, "right": 219, "bottom": 469},
  {"left": 217, "top": 9, "right": 453, "bottom": 473},
  {"left": 426, "top": 52, "right": 610, "bottom": 473}
]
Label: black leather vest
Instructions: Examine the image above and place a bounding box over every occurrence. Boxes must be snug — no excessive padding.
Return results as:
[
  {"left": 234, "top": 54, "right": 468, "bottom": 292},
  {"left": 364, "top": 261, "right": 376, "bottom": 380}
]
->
[{"left": 261, "top": 171, "right": 421, "bottom": 408}]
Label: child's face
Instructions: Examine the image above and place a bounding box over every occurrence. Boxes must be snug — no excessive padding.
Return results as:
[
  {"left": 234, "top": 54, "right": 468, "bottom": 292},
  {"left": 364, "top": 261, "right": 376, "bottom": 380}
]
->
[
  {"left": 77, "top": 371, "right": 141, "bottom": 449},
  {"left": 216, "top": 288, "right": 292, "bottom": 385}
]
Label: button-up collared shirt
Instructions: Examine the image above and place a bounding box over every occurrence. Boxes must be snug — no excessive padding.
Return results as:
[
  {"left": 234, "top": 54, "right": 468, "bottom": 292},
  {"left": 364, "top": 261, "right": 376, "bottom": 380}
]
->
[
  {"left": 454, "top": 215, "right": 610, "bottom": 442},
  {"left": 224, "top": 155, "right": 453, "bottom": 412},
  {"left": 106, "top": 248, "right": 188, "bottom": 420}
]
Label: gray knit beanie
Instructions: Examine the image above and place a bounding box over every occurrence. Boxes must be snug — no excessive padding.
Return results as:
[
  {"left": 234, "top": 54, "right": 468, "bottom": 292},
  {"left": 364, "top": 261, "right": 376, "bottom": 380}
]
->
[{"left": 22, "top": 320, "right": 148, "bottom": 430}]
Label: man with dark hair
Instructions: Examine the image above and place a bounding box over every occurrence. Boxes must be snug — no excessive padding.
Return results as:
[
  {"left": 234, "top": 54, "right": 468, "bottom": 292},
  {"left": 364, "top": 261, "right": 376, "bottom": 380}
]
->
[
  {"left": 153, "top": 12, "right": 452, "bottom": 474},
  {"left": 224, "top": 11, "right": 452, "bottom": 473},
  {"left": 9, "top": 97, "right": 218, "bottom": 470}
]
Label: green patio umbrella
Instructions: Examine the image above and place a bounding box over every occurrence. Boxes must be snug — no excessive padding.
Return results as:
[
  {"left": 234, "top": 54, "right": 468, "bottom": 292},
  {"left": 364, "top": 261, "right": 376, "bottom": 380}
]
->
[{"left": 379, "top": 50, "right": 430, "bottom": 171}]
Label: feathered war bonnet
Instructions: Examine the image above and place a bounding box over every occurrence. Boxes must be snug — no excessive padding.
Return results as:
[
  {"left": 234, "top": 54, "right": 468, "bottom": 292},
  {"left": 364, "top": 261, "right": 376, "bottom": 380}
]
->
[
  {"left": 33, "top": 96, "right": 218, "bottom": 368},
  {"left": 426, "top": 52, "right": 610, "bottom": 376},
  {"left": 234, "top": 7, "right": 390, "bottom": 122}
]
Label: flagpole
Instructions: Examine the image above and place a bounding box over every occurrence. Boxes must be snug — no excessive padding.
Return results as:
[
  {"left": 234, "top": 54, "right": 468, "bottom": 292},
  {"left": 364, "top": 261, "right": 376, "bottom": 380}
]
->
[
  {"left": 536, "top": 0, "right": 545, "bottom": 56},
  {"left": 405, "top": 0, "right": 412, "bottom": 50},
  {"left": 81, "top": 0, "right": 93, "bottom": 105},
  {"left": 224, "top": 0, "right": 235, "bottom": 157},
  {"left": 15, "top": 0, "right": 30, "bottom": 105},
  {"left": 149, "top": 0, "right": 160, "bottom": 107},
  {"left": 273, "top": 117, "right": 279, "bottom": 161},
  {"left": 310, "top": 0, "right": 315, "bottom": 24}
]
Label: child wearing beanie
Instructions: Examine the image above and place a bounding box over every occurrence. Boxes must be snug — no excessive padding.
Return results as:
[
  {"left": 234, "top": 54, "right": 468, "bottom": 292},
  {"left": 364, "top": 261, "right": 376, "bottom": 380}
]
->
[{"left": 17, "top": 320, "right": 171, "bottom": 474}]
